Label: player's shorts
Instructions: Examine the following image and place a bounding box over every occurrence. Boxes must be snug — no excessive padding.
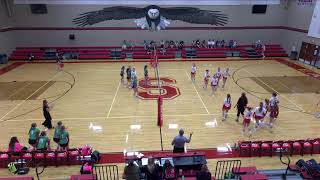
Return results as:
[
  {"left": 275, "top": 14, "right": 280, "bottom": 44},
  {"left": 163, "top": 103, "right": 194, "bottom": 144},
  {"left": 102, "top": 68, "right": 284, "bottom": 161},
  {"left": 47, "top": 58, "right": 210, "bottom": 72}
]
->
[
  {"left": 254, "top": 115, "right": 265, "bottom": 120},
  {"left": 222, "top": 105, "right": 231, "bottom": 111},
  {"left": 243, "top": 118, "right": 251, "bottom": 126}
]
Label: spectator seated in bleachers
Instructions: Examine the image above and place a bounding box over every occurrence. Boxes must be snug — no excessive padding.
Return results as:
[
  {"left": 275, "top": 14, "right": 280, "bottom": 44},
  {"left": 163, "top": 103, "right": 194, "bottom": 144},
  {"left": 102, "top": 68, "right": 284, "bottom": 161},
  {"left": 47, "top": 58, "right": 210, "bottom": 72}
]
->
[
  {"left": 255, "top": 40, "right": 262, "bottom": 48},
  {"left": 196, "top": 39, "right": 201, "bottom": 48},
  {"left": 122, "top": 40, "right": 128, "bottom": 50},
  {"left": 163, "top": 159, "right": 176, "bottom": 180},
  {"left": 143, "top": 40, "right": 148, "bottom": 50},
  {"left": 201, "top": 40, "right": 207, "bottom": 48},
  {"left": 174, "top": 40, "right": 179, "bottom": 50},
  {"left": 28, "top": 53, "right": 34, "bottom": 62},
  {"left": 221, "top": 40, "right": 225, "bottom": 48},
  {"left": 178, "top": 40, "right": 184, "bottom": 50},
  {"left": 232, "top": 40, "right": 238, "bottom": 48},
  {"left": 142, "top": 157, "right": 161, "bottom": 180},
  {"left": 196, "top": 164, "right": 211, "bottom": 180},
  {"left": 229, "top": 40, "right": 234, "bottom": 48}
]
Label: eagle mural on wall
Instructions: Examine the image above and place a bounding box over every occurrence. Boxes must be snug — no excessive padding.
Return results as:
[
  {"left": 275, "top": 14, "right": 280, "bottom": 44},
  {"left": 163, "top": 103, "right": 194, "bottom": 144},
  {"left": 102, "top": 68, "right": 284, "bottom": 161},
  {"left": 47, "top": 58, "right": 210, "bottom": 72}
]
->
[{"left": 73, "top": 5, "right": 228, "bottom": 31}]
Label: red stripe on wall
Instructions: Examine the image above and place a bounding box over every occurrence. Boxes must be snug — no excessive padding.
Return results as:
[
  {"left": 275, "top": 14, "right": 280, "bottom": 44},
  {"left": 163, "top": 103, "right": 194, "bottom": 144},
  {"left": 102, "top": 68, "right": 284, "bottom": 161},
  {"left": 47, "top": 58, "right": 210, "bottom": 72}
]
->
[{"left": 0, "top": 26, "right": 308, "bottom": 33}]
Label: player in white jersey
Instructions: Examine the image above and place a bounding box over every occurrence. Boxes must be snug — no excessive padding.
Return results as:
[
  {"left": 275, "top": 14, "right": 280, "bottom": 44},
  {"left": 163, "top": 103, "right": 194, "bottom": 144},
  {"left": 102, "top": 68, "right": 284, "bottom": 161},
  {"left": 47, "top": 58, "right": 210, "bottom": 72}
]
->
[
  {"left": 243, "top": 107, "right": 253, "bottom": 136},
  {"left": 210, "top": 74, "right": 219, "bottom": 96},
  {"left": 191, "top": 63, "right": 197, "bottom": 82},
  {"left": 222, "top": 94, "right": 232, "bottom": 121},
  {"left": 203, "top": 70, "right": 210, "bottom": 89},
  {"left": 215, "top": 67, "right": 222, "bottom": 84},
  {"left": 253, "top": 102, "right": 267, "bottom": 131},
  {"left": 222, "top": 68, "right": 230, "bottom": 89}
]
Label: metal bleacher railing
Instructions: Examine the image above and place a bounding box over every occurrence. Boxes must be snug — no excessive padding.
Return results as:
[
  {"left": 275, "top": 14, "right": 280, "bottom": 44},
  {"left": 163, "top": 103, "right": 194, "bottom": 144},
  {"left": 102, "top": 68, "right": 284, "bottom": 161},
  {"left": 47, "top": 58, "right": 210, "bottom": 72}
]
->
[
  {"left": 214, "top": 160, "right": 241, "bottom": 180},
  {"left": 92, "top": 164, "right": 119, "bottom": 180}
]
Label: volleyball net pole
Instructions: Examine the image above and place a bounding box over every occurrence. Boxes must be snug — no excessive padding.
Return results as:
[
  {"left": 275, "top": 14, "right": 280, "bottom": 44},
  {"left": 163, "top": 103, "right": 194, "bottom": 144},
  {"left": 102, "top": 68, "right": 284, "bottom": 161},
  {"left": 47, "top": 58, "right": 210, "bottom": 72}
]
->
[{"left": 151, "top": 46, "right": 164, "bottom": 151}]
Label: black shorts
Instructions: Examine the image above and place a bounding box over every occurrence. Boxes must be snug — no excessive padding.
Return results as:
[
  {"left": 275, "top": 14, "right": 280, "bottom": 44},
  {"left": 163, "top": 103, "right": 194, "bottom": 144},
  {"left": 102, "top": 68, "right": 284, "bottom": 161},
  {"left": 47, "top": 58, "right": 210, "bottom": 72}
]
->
[
  {"left": 29, "top": 139, "right": 37, "bottom": 145},
  {"left": 173, "top": 146, "right": 185, "bottom": 153},
  {"left": 37, "top": 148, "right": 47, "bottom": 151},
  {"left": 53, "top": 138, "right": 60, "bottom": 143},
  {"left": 59, "top": 143, "right": 69, "bottom": 148}
]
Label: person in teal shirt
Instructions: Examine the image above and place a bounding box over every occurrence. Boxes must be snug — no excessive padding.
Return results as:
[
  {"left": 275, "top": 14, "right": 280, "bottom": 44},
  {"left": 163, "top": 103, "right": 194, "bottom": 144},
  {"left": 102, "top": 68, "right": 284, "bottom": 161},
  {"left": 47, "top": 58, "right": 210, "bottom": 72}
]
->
[
  {"left": 58, "top": 126, "right": 69, "bottom": 151},
  {"left": 53, "top": 121, "right": 63, "bottom": 148},
  {"left": 28, "top": 123, "right": 40, "bottom": 149},
  {"left": 37, "top": 131, "right": 50, "bottom": 151}
]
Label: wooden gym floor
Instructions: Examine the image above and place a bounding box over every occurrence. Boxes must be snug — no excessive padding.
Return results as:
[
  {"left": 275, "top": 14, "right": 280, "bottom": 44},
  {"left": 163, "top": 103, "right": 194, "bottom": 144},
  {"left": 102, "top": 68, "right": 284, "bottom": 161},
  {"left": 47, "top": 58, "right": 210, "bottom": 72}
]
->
[{"left": 0, "top": 59, "right": 319, "bottom": 179}]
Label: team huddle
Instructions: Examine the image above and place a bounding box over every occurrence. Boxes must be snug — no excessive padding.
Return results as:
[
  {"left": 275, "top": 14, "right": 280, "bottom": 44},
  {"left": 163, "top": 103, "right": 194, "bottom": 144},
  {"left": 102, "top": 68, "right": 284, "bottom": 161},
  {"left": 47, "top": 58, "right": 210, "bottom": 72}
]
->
[
  {"left": 120, "top": 65, "right": 149, "bottom": 97},
  {"left": 191, "top": 63, "right": 280, "bottom": 136}
]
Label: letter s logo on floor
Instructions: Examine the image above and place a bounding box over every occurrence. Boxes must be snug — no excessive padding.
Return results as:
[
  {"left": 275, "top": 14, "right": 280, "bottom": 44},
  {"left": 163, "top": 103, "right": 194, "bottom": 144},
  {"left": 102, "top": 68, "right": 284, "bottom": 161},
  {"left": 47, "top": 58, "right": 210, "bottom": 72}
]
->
[{"left": 138, "top": 77, "right": 180, "bottom": 100}]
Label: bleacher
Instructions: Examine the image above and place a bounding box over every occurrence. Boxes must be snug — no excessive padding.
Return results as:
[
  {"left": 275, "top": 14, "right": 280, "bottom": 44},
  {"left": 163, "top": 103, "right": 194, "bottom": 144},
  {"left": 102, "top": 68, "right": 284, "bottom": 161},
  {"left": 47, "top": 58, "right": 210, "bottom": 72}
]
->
[{"left": 9, "top": 44, "right": 288, "bottom": 61}]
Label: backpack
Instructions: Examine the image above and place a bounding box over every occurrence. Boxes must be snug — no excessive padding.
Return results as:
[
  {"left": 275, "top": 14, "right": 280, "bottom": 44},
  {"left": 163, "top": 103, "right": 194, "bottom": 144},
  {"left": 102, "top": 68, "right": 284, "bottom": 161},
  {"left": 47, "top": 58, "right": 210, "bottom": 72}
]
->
[{"left": 8, "top": 162, "right": 17, "bottom": 174}]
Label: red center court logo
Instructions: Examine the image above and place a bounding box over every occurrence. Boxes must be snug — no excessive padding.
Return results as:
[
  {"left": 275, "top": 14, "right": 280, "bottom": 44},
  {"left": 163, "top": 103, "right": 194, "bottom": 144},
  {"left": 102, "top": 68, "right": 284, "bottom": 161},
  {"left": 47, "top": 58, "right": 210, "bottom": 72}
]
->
[{"left": 138, "top": 77, "right": 180, "bottom": 100}]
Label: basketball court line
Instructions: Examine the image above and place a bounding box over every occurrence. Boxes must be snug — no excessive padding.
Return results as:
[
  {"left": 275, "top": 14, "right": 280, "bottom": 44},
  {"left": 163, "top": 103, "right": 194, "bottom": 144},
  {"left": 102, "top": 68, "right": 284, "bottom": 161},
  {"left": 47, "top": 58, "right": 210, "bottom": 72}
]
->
[
  {"left": 7, "top": 81, "right": 33, "bottom": 99},
  {"left": 242, "top": 69, "right": 305, "bottom": 112},
  {"left": 2, "top": 110, "right": 298, "bottom": 122},
  {"left": 184, "top": 69, "right": 210, "bottom": 114},
  {"left": 0, "top": 72, "right": 61, "bottom": 122},
  {"left": 106, "top": 81, "right": 121, "bottom": 118}
]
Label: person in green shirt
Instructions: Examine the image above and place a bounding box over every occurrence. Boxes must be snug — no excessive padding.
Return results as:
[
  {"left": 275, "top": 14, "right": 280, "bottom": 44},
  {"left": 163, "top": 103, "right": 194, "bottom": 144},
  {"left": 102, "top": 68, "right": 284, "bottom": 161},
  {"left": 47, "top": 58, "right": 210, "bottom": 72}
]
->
[
  {"left": 58, "top": 125, "right": 69, "bottom": 151},
  {"left": 28, "top": 123, "right": 40, "bottom": 149},
  {"left": 37, "top": 131, "right": 50, "bottom": 151},
  {"left": 53, "top": 121, "right": 63, "bottom": 149}
]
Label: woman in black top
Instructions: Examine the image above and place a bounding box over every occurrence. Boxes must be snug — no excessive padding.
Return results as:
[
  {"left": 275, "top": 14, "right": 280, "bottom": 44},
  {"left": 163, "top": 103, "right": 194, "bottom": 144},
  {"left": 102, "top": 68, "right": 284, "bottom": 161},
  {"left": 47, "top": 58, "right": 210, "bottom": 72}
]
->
[
  {"left": 235, "top": 93, "right": 248, "bottom": 122},
  {"left": 196, "top": 164, "right": 211, "bottom": 180},
  {"left": 144, "top": 65, "right": 148, "bottom": 86},
  {"left": 42, "top": 100, "right": 53, "bottom": 129},
  {"left": 143, "top": 158, "right": 160, "bottom": 180}
]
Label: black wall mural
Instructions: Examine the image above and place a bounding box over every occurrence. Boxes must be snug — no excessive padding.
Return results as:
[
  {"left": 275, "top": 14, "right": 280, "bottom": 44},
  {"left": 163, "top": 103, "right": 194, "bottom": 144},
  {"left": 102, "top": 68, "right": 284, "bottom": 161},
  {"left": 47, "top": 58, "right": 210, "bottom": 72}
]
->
[{"left": 73, "top": 5, "right": 228, "bottom": 31}]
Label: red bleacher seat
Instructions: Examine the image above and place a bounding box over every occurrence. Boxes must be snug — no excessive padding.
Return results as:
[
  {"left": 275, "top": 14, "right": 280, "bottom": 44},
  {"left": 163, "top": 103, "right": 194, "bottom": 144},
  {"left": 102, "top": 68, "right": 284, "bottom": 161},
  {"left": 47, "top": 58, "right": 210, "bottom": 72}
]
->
[
  {"left": 312, "top": 140, "right": 320, "bottom": 154},
  {"left": 271, "top": 142, "right": 281, "bottom": 156},
  {"left": 282, "top": 142, "right": 292, "bottom": 156},
  {"left": 251, "top": 143, "right": 260, "bottom": 156},
  {"left": 261, "top": 142, "right": 271, "bottom": 156},
  {"left": 239, "top": 141, "right": 251, "bottom": 157},
  {"left": 303, "top": 141, "right": 312, "bottom": 155},
  {"left": 292, "top": 141, "right": 302, "bottom": 155}
]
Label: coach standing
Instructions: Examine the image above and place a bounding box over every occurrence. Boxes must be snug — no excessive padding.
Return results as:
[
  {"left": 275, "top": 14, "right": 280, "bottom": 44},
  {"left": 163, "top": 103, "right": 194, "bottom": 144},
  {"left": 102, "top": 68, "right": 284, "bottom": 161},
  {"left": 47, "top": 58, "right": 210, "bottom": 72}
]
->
[
  {"left": 235, "top": 93, "right": 248, "bottom": 122},
  {"left": 171, "top": 129, "right": 193, "bottom": 153}
]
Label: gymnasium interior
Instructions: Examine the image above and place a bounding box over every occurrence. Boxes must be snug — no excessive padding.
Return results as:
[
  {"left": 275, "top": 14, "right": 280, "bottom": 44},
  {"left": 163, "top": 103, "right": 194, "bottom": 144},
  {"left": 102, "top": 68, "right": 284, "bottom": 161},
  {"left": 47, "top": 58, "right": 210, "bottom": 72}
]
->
[{"left": 0, "top": 0, "right": 320, "bottom": 179}]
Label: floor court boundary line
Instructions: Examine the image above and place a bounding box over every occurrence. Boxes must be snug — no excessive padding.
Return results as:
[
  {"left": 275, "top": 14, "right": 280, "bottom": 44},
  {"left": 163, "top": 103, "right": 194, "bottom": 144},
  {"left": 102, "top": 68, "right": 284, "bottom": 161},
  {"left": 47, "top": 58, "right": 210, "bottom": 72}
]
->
[
  {"left": 0, "top": 72, "right": 61, "bottom": 122},
  {"left": 1, "top": 111, "right": 299, "bottom": 122},
  {"left": 242, "top": 69, "right": 305, "bottom": 112},
  {"left": 184, "top": 69, "right": 210, "bottom": 114},
  {"left": 106, "top": 81, "right": 121, "bottom": 118}
]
